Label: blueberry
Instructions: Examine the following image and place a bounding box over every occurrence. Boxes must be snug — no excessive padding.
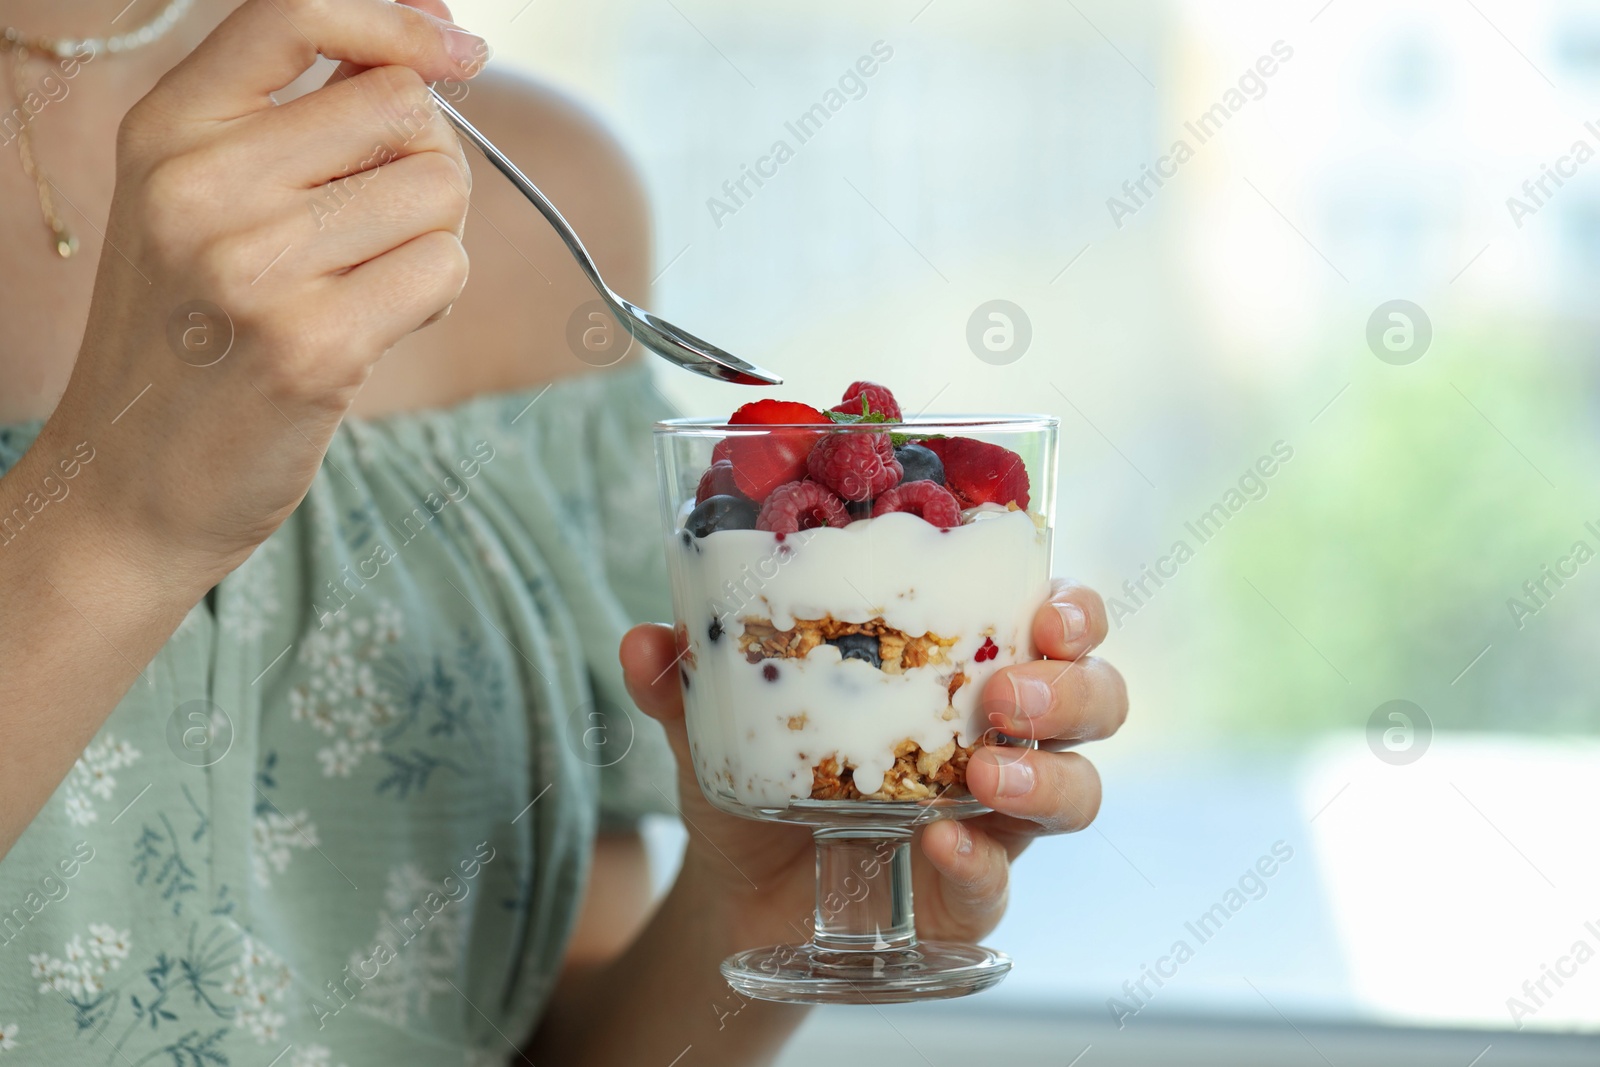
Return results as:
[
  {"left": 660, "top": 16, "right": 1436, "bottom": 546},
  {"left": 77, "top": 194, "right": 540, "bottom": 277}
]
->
[
  {"left": 708, "top": 617, "right": 724, "bottom": 643},
  {"left": 686, "top": 494, "right": 760, "bottom": 538},
  {"left": 828, "top": 633, "right": 882, "bottom": 668},
  {"left": 895, "top": 443, "right": 945, "bottom": 485}
]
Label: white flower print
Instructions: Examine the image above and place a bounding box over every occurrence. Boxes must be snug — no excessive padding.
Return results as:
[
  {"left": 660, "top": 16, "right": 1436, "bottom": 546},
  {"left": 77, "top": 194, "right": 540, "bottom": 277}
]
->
[
  {"left": 227, "top": 934, "right": 292, "bottom": 1044},
  {"left": 250, "top": 809, "right": 320, "bottom": 888},
  {"left": 29, "top": 925, "right": 131, "bottom": 998},
  {"left": 63, "top": 792, "right": 94, "bottom": 826},
  {"left": 315, "top": 738, "right": 375, "bottom": 778},
  {"left": 60, "top": 734, "right": 142, "bottom": 826},
  {"left": 86, "top": 923, "right": 131, "bottom": 965},
  {"left": 372, "top": 600, "right": 404, "bottom": 645},
  {"left": 221, "top": 538, "right": 280, "bottom": 641},
  {"left": 290, "top": 600, "right": 405, "bottom": 778},
  {"left": 347, "top": 864, "right": 466, "bottom": 1027},
  {"left": 292, "top": 1044, "right": 349, "bottom": 1067},
  {"left": 0, "top": 1021, "right": 17, "bottom": 1052}
]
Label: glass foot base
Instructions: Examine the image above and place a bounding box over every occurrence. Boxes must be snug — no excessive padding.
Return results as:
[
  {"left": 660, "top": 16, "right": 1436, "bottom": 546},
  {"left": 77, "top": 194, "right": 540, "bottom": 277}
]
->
[{"left": 721, "top": 941, "right": 1011, "bottom": 1005}]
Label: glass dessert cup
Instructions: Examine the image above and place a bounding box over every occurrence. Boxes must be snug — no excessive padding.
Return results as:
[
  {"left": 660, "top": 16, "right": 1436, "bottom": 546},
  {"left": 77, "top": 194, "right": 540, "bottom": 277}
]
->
[{"left": 656, "top": 414, "right": 1057, "bottom": 1005}]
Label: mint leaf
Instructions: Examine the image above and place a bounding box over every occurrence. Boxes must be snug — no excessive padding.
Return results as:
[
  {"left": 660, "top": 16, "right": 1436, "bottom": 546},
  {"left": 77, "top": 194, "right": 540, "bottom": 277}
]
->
[
  {"left": 824, "top": 410, "right": 890, "bottom": 426},
  {"left": 892, "top": 431, "right": 947, "bottom": 448}
]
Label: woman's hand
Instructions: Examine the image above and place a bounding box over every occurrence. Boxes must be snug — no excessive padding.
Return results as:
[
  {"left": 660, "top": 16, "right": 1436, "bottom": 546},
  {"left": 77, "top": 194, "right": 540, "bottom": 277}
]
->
[
  {"left": 620, "top": 579, "right": 1128, "bottom": 947},
  {"left": 46, "top": 0, "right": 484, "bottom": 590}
]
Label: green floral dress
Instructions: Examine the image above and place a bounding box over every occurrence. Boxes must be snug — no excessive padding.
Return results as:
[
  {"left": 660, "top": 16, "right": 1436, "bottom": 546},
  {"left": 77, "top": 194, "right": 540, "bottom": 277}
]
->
[{"left": 0, "top": 364, "right": 679, "bottom": 1066}]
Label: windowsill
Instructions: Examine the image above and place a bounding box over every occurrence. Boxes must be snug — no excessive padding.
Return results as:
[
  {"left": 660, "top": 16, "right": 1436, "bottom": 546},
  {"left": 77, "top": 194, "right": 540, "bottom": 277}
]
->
[{"left": 773, "top": 1003, "right": 1599, "bottom": 1067}]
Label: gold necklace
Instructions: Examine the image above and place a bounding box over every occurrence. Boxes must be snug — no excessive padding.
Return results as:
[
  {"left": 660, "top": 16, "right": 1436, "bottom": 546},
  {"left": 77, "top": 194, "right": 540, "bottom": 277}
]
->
[{"left": 2, "top": 0, "right": 195, "bottom": 259}]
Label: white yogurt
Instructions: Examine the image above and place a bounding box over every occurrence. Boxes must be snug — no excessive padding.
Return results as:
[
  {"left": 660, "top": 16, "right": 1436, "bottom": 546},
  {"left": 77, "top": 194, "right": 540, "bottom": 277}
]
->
[{"left": 666, "top": 509, "right": 1051, "bottom": 807}]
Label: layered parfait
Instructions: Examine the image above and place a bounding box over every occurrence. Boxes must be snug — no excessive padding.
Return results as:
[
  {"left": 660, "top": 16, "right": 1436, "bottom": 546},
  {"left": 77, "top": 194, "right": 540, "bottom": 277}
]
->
[{"left": 665, "top": 382, "right": 1052, "bottom": 811}]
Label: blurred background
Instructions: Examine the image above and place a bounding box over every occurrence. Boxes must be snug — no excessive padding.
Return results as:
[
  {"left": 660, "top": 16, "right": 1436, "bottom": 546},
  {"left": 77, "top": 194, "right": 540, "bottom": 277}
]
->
[{"left": 454, "top": 0, "right": 1600, "bottom": 1062}]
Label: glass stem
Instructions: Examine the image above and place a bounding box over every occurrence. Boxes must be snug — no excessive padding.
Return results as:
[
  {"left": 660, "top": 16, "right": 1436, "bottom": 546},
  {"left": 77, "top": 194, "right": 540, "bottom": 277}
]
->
[{"left": 810, "top": 827, "right": 916, "bottom": 951}]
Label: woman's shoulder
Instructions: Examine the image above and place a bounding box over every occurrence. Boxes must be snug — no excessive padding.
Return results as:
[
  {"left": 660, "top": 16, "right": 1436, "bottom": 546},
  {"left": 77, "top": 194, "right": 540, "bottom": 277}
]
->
[{"left": 350, "top": 67, "right": 654, "bottom": 418}]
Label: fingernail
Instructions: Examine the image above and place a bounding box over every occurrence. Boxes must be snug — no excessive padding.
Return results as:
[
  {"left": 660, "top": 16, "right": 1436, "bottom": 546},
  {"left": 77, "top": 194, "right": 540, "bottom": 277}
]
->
[
  {"left": 953, "top": 821, "right": 974, "bottom": 857},
  {"left": 1009, "top": 674, "right": 1053, "bottom": 720},
  {"left": 1057, "top": 603, "right": 1087, "bottom": 642},
  {"left": 991, "top": 750, "right": 1035, "bottom": 798},
  {"left": 442, "top": 26, "right": 489, "bottom": 76}
]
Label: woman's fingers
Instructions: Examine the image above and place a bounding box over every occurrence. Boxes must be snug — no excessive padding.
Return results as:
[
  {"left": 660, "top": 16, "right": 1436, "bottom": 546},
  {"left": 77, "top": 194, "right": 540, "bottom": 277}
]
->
[
  {"left": 981, "top": 654, "right": 1127, "bottom": 745},
  {"left": 918, "top": 820, "right": 1011, "bottom": 940},
  {"left": 320, "top": 0, "right": 459, "bottom": 87},
  {"left": 620, "top": 624, "right": 694, "bottom": 774},
  {"left": 301, "top": 147, "right": 470, "bottom": 272},
  {"left": 619, "top": 623, "right": 687, "bottom": 725},
  {"left": 248, "top": 62, "right": 470, "bottom": 190},
  {"left": 331, "top": 227, "right": 469, "bottom": 351},
  {"left": 965, "top": 748, "right": 1102, "bottom": 834},
  {"left": 155, "top": 0, "right": 485, "bottom": 121},
  {"left": 1032, "top": 578, "right": 1109, "bottom": 660}
]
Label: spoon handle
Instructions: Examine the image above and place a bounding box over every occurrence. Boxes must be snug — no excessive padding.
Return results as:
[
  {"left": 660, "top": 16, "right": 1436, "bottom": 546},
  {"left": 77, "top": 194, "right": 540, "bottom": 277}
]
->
[
  {"left": 428, "top": 87, "right": 611, "bottom": 300},
  {"left": 427, "top": 85, "right": 783, "bottom": 387}
]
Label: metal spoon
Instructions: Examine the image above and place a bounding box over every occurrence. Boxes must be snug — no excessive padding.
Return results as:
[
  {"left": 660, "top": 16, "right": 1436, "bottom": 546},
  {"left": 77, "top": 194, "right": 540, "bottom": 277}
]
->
[{"left": 429, "top": 88, "right": 781, "bottom": 387}]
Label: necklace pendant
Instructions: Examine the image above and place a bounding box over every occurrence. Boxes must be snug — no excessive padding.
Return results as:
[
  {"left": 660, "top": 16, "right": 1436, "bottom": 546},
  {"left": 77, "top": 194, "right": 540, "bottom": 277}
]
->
[{"left": 6, "top": 0, "right": 193, "bottom": 262}]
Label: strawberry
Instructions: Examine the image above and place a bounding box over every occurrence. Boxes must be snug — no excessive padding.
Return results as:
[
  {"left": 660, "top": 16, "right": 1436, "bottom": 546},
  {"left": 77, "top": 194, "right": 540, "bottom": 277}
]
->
[
  {"left": 922, "top": 437, "right": 1030, "bottom": 510},
  {"left": 725, "top": 399, "right": 831, "bottom": 501},
  {"left": 729, "top": 399, "right": 831, "bottom": 426}
]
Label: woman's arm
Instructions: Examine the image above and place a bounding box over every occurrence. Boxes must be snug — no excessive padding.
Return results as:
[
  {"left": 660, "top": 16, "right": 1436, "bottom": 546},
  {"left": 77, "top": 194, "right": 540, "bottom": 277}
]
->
[
  {"left": 0, "top": 0, "right": 485, "bottom": 858},
  {"left": 0, "top": 434, "right": 214, "bottom": 855},
  {"left": 529, "top": 843, "right": 809, "bottom": 1066}
]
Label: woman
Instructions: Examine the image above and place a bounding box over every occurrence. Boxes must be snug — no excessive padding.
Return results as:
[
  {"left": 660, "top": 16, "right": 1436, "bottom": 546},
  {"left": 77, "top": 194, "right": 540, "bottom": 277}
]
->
[{"left": 0, "top": 0, "right": 1129, "bottom": 1063}]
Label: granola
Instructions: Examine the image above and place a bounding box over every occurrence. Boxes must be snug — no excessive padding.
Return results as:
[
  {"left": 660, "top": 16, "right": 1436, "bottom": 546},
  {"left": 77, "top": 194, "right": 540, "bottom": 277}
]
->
[
  {"left": 810, "top": 738, "right": 974, "bottom": 801},
  {"left": 738, "top": 615, "right": 957, "bottom": 675}
]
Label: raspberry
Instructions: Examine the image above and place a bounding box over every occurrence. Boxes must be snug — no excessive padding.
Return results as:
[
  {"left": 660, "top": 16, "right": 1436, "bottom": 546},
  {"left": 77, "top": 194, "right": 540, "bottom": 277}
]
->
[
  {"left": 923, "top": 437, "right": 1031, "bottom": 510},
  {"left": 756, "top": 480, "right": 850, "bottom": 534},
  {"left": 726, "top": 400, "right": 831, "bottom": 501},
  {"left": 871, "top": 481, "right": 962, "bottom": 528},
  {"left": 831, "top": 381, "right": 903, "bottom": 422},
  {"left": 696, "top": 459, "right": 742, "bottom": 503},
  {"left": 806, "top": 433, "right": 903, "bottom": 502}
]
